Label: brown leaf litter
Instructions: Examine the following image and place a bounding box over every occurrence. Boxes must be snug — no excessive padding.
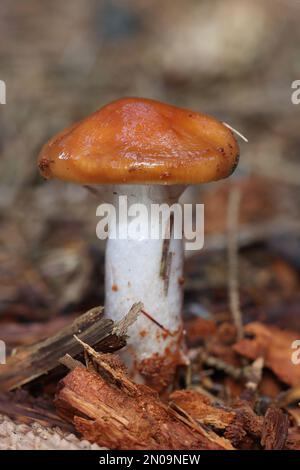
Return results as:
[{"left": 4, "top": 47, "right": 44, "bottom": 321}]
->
[{"left": 234, "top": 322, "right": 300, "bottom": 386}]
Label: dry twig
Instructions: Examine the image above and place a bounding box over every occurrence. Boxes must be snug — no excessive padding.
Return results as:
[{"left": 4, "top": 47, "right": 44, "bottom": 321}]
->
[{"left": 227, "top": 187, "right": 244, "bottom": 340}]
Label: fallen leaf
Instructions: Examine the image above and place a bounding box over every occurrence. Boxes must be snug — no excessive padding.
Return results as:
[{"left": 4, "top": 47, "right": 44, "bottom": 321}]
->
[{"left": 234, "top": 322, "right": 300, "bottom": 386}]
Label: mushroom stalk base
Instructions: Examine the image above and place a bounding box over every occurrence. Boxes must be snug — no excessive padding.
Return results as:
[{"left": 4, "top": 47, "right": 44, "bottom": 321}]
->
[{"left": 104, "top": 185, "right": 184, "bottom": 391}]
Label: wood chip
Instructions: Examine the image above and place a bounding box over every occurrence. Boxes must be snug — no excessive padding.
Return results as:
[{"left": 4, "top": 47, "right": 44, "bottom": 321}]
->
[
  {"left": 170, "top": 389, "right": 235, "bottom": 430},
  {"left": 285, "top": 427, "right": 300, "bottom": 450},
  {"left": 261, "top": 405, "right": 289, "bottom": 450},
  {"left": 224, "top": 399, "right": 263, "bottom": 449}
]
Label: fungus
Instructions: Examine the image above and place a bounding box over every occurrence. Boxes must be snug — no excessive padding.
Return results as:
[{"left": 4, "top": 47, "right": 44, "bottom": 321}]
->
[{"left": 38, "top": 97, "right": 239, "bottom": 391}]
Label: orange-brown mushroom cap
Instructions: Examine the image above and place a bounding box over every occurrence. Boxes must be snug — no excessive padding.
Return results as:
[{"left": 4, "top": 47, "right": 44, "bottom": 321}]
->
[{"left": 38, "top": 98, "right": 239, "bottom": 185}]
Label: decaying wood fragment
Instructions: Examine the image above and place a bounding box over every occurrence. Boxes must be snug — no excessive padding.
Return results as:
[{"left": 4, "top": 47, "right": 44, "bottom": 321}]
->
[
  {"left": 169, "top": 400, "right": 235, "bottom": 450},
  {"left": 234, "top": 322, "right": 300, "bottom": 386},
  {"left": 224, "top": 399, "right": 263, "bottom": 449},
  {"left": 170, "top": 389, "right": 235, "bottom": 430},
  {"left": 59, "top": 355, "right": 84, "bottom": 371},
  {"left": 112, "top": 301, "right": 142, "bottom": 337},
  {"left": 0, "top": 315, "right": 77, "bottom": 349},
  {"left": 261, "top": 405, "right": 289, "bottom": 450},
  {"left": 285, "top": 428, "right": 300, "bottom": 450},
  {"left": 55, "top": 344, "right": 228, "bottom": 450},
  {"left": 213, "top": 397, "right": 291, "bottom": 450},
  {"left": 286, "top": 407, "right": 300, "bottom": 427},
  {"left": 0, "top": 306, "right": 105, "bottom": 392},
  {"left": 0, "top": 302, "right": 142, "bottom": 392}
]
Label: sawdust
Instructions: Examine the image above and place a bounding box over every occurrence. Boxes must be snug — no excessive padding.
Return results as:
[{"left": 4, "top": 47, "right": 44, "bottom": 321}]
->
[{"left": 0, "top": 414, "right": 103, "bottom": 450}]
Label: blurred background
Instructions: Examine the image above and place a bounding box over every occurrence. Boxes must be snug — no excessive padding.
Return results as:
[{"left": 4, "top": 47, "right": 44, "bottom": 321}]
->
[{"left": 0, "top": 0, "right": 299, "bottom": 347}]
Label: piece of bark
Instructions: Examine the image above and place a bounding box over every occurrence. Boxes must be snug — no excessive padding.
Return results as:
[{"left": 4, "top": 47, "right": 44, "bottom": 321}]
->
[
  {"left": 223, "top": 414, "right": 248, "bottom": 448},
  {"left": 0, "top": 306, "right": 106, "bottom": 392},
  {"left": 170, "top": 389, "right": 235, "bottom": 430},
  {"left": 68, "top": 338, "right": 234, "bottom": 450},
  {"left": 55, "top": 353, "right": 227, "bottom": 450},
  {"left": 0, "top": 315, "right": 77, "bottom": 348},
  {"left": 224, "top": 399, "right": 263, "bottom": 449},
  {"left": 285, "top": 428, "right": 300, "bottom": 450},
  {"left": 0, "top": 302, "right": 142, "bottom": 392},
  {"left": 59, "top": 354, "right": 84, "bottom": 371},
  {"left": 234, "top": 322, "right": 300, "bottom": 386},
  {"left": 261, "top": 405, "right": 289, "bottom": 450},
  {"left": 287, "top": 407, "right": 300, "bottom": 427},
  {"left": 169, "top": 400, "right": 235, "bottom": 450}
]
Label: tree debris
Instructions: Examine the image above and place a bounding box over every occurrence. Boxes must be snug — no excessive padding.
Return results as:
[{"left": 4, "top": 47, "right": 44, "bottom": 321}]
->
[
  {"left": 0, "top": 303, "right": 143, "bottom": 392},
  {"left": 55, "top": 340, "right": 296, "bottom": 451},
  {"left": 169, "top": 400, "right": 235, "bottom": 450},
  {"left": 223, "top": 399, "right": 263, "bottom": 448},
  {"left": 55, "top": 359, "right": 226, "bottom": 450},
  {"left": 170, "top": 389, "right": 235, "bottom": 430},
  {"left": 261, "top": 405, "right": 289, "bottom": 450}
]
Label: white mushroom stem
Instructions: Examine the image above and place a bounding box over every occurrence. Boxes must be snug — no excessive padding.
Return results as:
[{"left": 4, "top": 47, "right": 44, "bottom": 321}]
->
[{"left": 104, "top": 185, "right": 185, "bottom": 385}]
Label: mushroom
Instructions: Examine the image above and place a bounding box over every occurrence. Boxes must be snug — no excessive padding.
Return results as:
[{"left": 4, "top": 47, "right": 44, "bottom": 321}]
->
[{"left": 38, "top": 97, "right": 239, "bottom": 391}]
